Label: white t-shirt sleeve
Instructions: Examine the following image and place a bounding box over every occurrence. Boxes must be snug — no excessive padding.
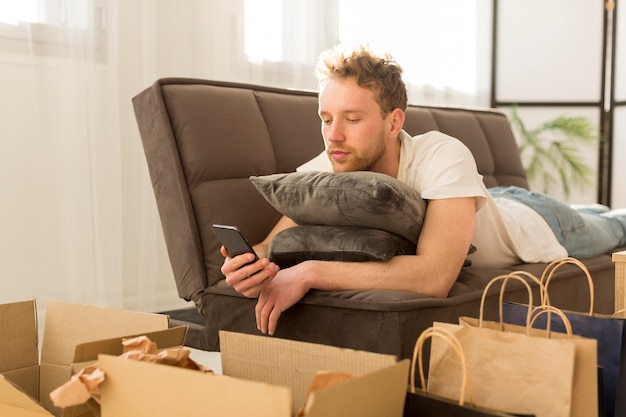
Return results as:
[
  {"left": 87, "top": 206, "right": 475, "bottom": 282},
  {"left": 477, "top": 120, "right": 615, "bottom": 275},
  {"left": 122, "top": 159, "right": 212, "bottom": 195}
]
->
[{"left": 398, "top": 131, "right": 488, "bottom": 212}]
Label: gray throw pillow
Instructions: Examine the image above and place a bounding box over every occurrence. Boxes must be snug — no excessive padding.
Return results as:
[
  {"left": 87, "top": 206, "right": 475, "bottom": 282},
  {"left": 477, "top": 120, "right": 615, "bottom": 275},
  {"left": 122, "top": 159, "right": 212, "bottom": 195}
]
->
[
  {"left": 249, "top": 171, "right": 427, "bottom": 243},
  {"left": 268, "top": 225, "right": 417, "bottom": 268}
]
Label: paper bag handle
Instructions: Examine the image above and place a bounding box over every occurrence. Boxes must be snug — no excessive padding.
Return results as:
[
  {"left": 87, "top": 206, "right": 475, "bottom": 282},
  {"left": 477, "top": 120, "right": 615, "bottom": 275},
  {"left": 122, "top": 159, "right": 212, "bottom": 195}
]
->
[
  {"left": 479, "top": 272, "right": 544, "bottom": 331},
  {"left": 505, "top": 270, "right": 552, "bottom": 305},
  {"left": 411, "top": 326, "right": 475, "bottom": 407},
  {"left": 528, "top": 305, "right": 573, "bottom": 337},
  {"left": 540, "top": 257, "right": 594, "bottom": 315}
]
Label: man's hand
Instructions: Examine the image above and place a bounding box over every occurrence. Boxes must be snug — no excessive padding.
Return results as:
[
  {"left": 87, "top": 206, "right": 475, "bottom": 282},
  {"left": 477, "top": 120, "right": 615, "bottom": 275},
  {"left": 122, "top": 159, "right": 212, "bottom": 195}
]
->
[
  {"left": 255, "top": 263, "right": 311, "bottom": 336},
  {"left": 220, "top": 246, "right": 279, "bottom": 297}
]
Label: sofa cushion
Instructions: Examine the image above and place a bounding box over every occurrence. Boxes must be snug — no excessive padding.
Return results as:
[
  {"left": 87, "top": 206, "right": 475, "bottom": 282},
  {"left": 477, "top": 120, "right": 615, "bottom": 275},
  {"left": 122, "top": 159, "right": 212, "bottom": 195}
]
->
[
  {"left": 268, "top": 225, "right": 417, "bottom": 268},
  {"left": 249, "top": 171, "right": 427, "bottom": 243}
]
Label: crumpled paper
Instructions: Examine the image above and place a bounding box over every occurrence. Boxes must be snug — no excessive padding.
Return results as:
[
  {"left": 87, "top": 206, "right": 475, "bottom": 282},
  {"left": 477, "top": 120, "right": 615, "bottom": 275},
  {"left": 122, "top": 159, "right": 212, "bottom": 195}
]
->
[
  {"left": 49, "top": 365, "right": 105, "bottom": 408},
  {"left": 49, "top": 335, "right": 214, "bottom": 411},
  {"left": 296, "top": 371, "right": 355, "bottom": 417}
]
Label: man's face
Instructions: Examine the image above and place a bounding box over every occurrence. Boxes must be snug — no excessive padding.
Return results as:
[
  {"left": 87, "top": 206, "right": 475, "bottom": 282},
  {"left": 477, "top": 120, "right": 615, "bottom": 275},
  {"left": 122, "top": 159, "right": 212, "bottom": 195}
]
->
[{"left": 318, "top": 77, "right": 390, "bottom": 173}]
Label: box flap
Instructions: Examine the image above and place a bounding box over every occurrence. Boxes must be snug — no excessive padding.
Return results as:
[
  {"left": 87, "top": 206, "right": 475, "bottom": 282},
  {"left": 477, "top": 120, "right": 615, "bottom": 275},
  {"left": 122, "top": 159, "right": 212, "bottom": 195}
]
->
[
  {"left": 98, "top": 354, "right": 291, "bottom": 417},
  {"left": 1, "top": 365, "right": 39, "bottom": 402},
  {"left": 41, "top": 301, "right": 170, "bottom": 366},
  {"left": 72, "top": 325, "right": 188, "bottom": 363},
  {"left": 0, "top": 300, "right": 38, "bottom": 373},
  {"left": 219, "top": 330, "right": 398, "bottom": 415},
  {"left": 306, "top": 360, "right": 409, "bottom": 417},
  {"left": 39, "top": 363, "right": 70, "bottom": 416},
  {"left": 0, "top": 405, "right": 52, "bottom": 417},
  {"left": 0, "top": 374, "right": 53, "bottom": 416}
]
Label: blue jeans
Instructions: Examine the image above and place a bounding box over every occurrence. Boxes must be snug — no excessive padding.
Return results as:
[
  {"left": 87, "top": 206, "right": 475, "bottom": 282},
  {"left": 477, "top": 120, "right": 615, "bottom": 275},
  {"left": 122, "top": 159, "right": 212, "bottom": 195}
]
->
[{"left": 489, "top": 186, "right": 626, "bottom": 258}]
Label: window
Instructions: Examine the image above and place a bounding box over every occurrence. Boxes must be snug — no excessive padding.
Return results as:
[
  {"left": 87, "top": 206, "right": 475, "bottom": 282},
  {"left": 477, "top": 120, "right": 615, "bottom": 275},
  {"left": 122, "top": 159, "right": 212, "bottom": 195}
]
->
[
  {"left": 338, "top": 0, "right": 479, "bottom": 96},
  {"left": 242, "top": 0, "right": 490, "bottom": 105},
  {"left": 244, "top": 0, "right": 283, "bottom": 63},
  {"left": 243, "top": 0, "right": 333, "bottom": 66},
  {"left": 0, "top": 1, "right": 38, "bottom": 25},
  {"left": 0, "top": 0, "right": 107, "bottom": 61}
]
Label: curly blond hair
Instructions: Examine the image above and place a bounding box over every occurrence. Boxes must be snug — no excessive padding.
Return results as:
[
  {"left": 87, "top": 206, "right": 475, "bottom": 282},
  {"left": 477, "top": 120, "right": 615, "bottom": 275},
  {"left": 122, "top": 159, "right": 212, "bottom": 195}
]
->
[{"left": 315, "top": 43, "right": 408, "bottom": 115}]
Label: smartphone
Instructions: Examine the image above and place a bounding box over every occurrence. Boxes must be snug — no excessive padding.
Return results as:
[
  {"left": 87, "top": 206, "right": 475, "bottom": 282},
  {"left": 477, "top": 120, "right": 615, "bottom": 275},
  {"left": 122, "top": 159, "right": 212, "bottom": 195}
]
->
[{"left": 212, "top": 224, "right": 259, "bottom": 260}]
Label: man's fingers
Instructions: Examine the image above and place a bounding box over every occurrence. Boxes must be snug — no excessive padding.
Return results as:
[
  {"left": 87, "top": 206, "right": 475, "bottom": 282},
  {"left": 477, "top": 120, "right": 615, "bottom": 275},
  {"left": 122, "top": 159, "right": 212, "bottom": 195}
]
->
[
  {"left": 267, "top": 307, "right": 282, "bottom": 336},
  {"left": 222, "top": 253, "right": 259, "bottom": 274},
  {"left": 255, "top": 294, "right": 282, "bottom": 335},
  {"left": 223, "top": 257, "right": 272, "bottom": 297},
  {"left": 255, "top": 297, "right": 267, "bottom": 332}
]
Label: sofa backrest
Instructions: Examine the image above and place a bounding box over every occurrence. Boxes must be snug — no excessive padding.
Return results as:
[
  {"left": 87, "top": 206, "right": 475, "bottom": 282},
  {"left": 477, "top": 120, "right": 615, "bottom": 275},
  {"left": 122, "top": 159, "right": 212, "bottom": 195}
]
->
[{"left": 132, "top": 78, "right": 529, "bottom": 305}]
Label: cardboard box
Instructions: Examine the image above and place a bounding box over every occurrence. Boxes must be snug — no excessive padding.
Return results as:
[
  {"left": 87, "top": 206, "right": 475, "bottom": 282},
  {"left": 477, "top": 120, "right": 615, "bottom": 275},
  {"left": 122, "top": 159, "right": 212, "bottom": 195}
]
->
[
  {"left": 0, "top": 300, "right": 39, "bottom": 405},
  {"left": 0, "top": 374, "right": 53, "bottom": 417},
  {"left": 98, "top": 330, "right": 410, "bottom": 417},
  {"left": 0, "top": 299, "right": 186, "bottom": 417}
]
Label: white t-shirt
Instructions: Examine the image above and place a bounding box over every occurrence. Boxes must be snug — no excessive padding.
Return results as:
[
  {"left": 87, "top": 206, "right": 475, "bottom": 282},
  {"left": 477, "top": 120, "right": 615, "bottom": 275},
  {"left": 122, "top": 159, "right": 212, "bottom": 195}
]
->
[{"left": 298, "top": 130, "right": 567, "bottom": 268}]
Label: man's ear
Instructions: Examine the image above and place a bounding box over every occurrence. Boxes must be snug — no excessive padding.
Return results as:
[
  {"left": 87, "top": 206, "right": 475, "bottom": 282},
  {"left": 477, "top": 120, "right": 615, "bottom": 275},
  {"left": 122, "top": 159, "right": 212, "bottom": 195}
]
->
[{"left": 388, "top": 108, "right": 405, "bottom": 137}]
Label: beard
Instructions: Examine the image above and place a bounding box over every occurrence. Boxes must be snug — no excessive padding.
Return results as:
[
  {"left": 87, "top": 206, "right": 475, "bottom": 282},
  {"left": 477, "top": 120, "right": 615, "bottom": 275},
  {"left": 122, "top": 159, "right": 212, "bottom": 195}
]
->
[{"left": 327, "top": 134, "right": 387, "bottom": 173}]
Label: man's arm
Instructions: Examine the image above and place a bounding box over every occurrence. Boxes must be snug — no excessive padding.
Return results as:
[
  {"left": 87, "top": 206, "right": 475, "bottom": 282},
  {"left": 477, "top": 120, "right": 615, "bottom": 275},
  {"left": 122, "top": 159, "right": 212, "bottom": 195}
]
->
[
  {"left": 253, "top": 216, "right": 298, "bottom": 259},
  {"left": 255, "top": 196, "right": 476, "bottom": 335}
]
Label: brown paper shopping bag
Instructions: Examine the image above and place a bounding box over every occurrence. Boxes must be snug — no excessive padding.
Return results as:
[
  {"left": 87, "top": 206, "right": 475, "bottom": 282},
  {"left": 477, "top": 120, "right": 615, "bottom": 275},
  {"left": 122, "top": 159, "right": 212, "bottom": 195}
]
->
[
  {"left": 494, "top": 304, "right": 597, "bottom": 417},
  {"left": 404, "top": 326, "right": 533, "bottom": 417},
  {"left": 460, "top": 273, "right": 598, "bottom": 417},
  {"left": 502, "top": 257, "right": 622, "bottom": 417},
  {"left": 429, "top": 274, "right": 582, "bottom": 417}
]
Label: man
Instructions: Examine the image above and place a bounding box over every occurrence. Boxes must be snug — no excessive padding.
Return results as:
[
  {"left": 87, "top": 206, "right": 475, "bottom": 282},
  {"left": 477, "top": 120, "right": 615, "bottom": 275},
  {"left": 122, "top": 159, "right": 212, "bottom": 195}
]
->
[{"left": 220, "top": 43, "right": 626, "bottom": 337}]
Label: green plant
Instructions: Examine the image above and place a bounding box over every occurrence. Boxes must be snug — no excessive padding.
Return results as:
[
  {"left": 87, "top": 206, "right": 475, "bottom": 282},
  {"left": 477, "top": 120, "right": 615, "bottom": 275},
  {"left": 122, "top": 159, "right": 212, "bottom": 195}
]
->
[{"left": 510, "top": 105, "right": 602, "bottom": 198}]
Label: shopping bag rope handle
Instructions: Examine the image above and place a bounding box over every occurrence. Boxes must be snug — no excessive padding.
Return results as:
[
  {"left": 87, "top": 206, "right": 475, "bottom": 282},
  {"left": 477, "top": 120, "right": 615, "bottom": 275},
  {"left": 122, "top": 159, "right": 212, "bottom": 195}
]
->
[
  {"left": 411, "top": 326, "right": 475, "bottom": 407},
  {"left": 541, "top": 257, "right": 594, "bottom": 315},
  {"left": 479, "top": 272, "right": 545, "bottom": 331},
  {"left": 528, "top": 305, "right": 573, "bottom": 337}
]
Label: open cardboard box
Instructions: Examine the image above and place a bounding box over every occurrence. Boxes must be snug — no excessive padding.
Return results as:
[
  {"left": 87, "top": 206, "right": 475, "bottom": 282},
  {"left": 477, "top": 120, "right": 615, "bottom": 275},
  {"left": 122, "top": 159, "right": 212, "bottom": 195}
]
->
[
  {"left": 0, "top": 299, "right": 186, "bottom": 417},
  {"left": 98, "top": 330, "right": 410, "bottom": 417}
]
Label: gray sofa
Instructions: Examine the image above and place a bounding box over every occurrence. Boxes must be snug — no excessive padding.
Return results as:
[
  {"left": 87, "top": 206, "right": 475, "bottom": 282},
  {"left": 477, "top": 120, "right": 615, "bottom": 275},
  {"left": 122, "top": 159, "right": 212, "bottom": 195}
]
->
[{"left": 133, "top": 78, "right": 620, "bottom": 360}]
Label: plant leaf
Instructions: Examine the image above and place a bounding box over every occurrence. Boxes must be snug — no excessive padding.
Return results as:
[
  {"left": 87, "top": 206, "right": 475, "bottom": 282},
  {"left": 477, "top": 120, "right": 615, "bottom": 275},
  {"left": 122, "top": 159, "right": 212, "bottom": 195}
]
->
[{"left": 510, "top": 106, "right": 599, "bottom": 198}]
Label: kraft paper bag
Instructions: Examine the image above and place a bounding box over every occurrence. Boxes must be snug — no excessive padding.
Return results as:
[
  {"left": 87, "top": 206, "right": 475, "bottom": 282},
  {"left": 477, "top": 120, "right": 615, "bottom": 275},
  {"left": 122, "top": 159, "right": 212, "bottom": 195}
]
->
[
  {"left": 462, "top": 271, "right": 598, "bottom": 417},
  {"left": 404, "top": 326, "right": 534, "bottom": 417},
  {"left": 461, "top": 305, "right": 598, "bottom": 417},
  {"left": 430, "top": 320, "right": 576, "bottom": 417},
  {"left": 501, "top": 257, "right": 622, "bottom": 417},
  {"left": 429, "top": 274, "right": 580, "bottom": 417}
]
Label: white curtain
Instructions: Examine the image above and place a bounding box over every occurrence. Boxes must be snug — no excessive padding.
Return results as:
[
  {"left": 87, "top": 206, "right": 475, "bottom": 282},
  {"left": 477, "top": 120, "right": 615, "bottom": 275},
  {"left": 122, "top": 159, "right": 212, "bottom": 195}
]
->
[{"left": 0, "top": 0, "right": 490, "bottom": 313}]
